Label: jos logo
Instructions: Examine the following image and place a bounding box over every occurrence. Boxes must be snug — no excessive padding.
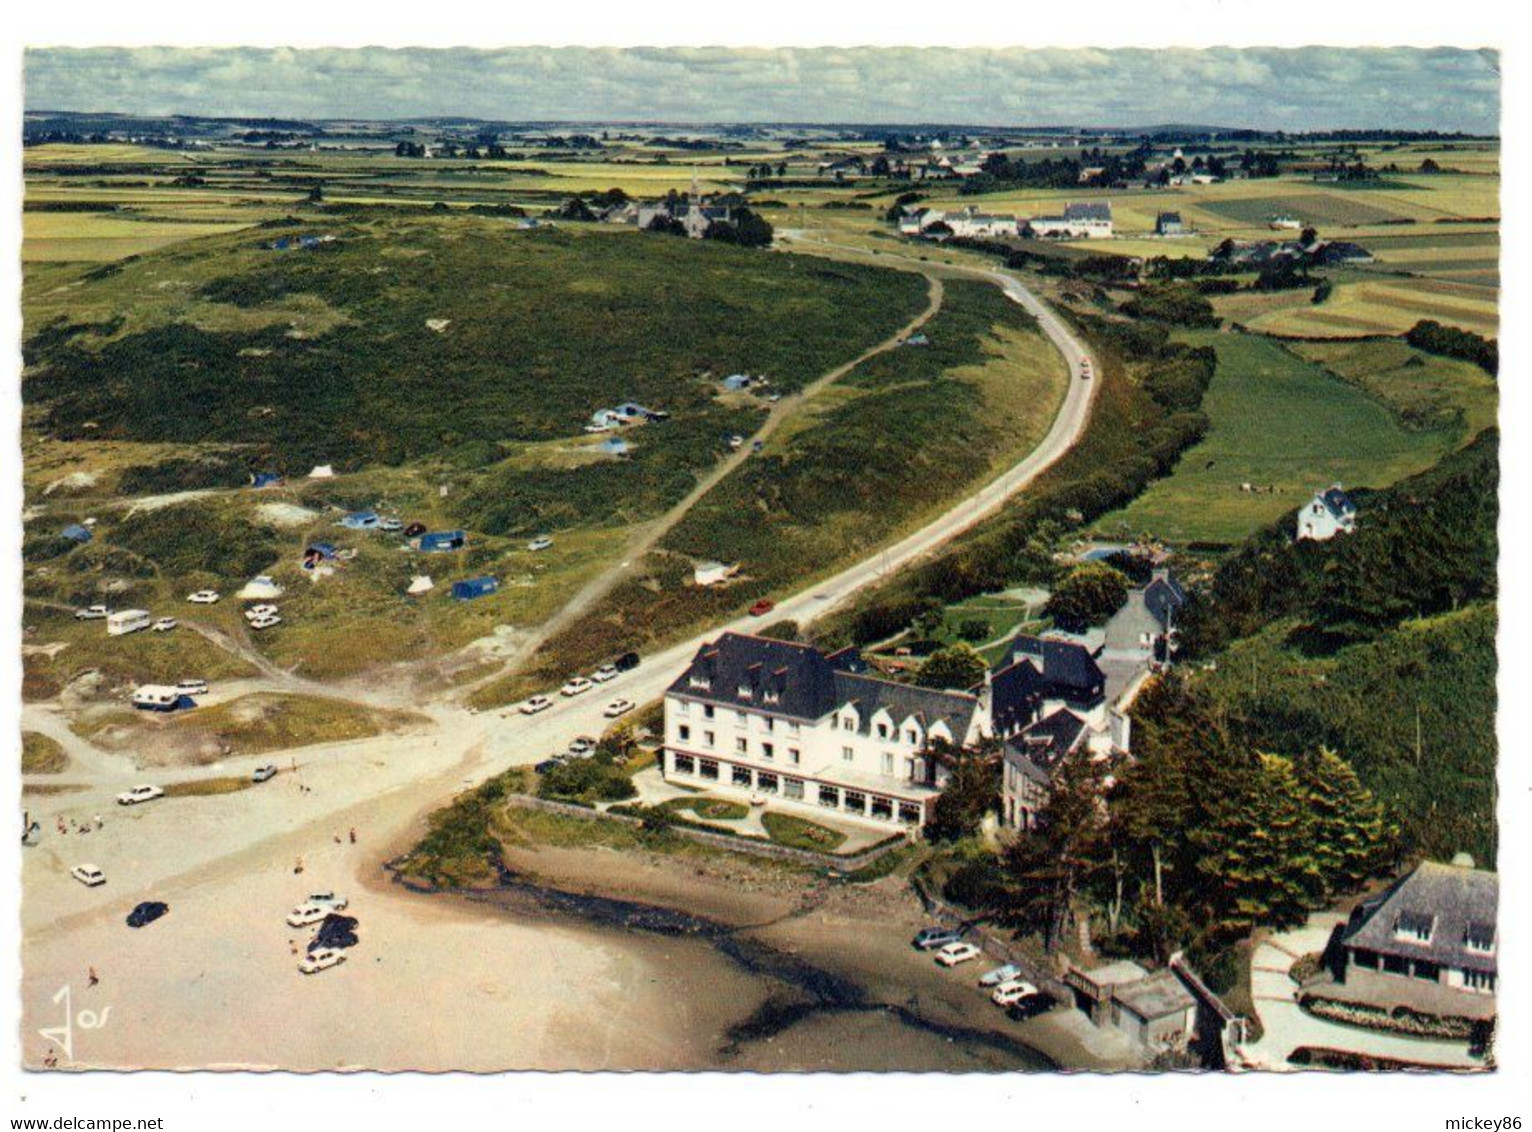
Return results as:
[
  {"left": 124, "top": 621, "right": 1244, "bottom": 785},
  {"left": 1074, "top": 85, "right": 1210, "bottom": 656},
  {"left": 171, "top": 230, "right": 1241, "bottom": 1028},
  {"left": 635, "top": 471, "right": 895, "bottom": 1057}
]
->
[{"left": 39, "top": 984, "right": 111, "bottom": 1061}]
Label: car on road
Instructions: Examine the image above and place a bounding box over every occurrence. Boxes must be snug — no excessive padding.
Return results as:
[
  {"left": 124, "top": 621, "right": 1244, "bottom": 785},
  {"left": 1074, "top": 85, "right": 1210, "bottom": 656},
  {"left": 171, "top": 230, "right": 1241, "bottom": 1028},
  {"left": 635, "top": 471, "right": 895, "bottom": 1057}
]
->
[
  {"left": 979, "top": 963, "right": 1023, "bottom": 988},
  {"left": 520, "top": 695, "right": 552, "bottom": 715},
  {"left": 248, "top": 613, "right": 282, "bottom": 631},
  {"left": 560, "top": 677, "right": 593, "bottom": 697},
  {"left": 299, "top": 947, "right": 347, "bottom": 975},
  {"left": 1006, "top": 993, "right": 1056, "bottom": 1022},
  {"left": 176, "top": 678, "right": 209, "bottom": 697},
  {"left": 527, "top": 537, "right": 553, "bottom": 552},
  {"left": 614, "top": 652, "right": 640, "bottom": 672},
  {"left": 75, "top": 605, "right": 109, "bottom": 621},
  {"left": 749, "top": 599, "right": 775, "bottom": 617},
  {"left": 307, "top": 891, "right": 349, "bottom": 911},
  {"left": 912, "top": 926, "right": 964, "bottom": 951},
  {"left": 71, "top": 864, "right": 106, "bottom": 887},
  {"left": 727, "top": 434, "right": 744, "bottom": 450},
  {"left": 567, "top": 737, "right": 597, "bottom": 757},
  {"left": 935, "top": 942, "right": 983, "bottom": 967},
  {"left": 252, "top": 764, "right": 279, "bottom": 783},
  {"left": 604, "top": 698, "right": 635, "bottom": 718},
  {"left": 151, "top": 617, "right": 178, "bottom": 632},
  {"left": 766, "top": 392, "right": 782, "bottom": 403},
  {"left": 591, "top": 664, "right": 618, "bottom": 683},
  {"left": 378, "top": 517, "right": 403, "bottom": 532},
  {"left": 286, "top": 902, "right": 333, "bottom": 928},
  {"left": 751, "top": 440, "right": 764, "bottom": 453},
  {"left": 116, "top": 784, "right": 165, "bottom": 806},
  {"left": 187, "top": 590, "right": 221, "bottom": 605},
  {"left": 991, "top": 979, "right": 1040, "bottom": 1007},
  {"left": 127, "top": 901, "right": 169, "bottom": 928},
  {"left": 1079, "top": 358, "right": 1093, "bottom": 380}
]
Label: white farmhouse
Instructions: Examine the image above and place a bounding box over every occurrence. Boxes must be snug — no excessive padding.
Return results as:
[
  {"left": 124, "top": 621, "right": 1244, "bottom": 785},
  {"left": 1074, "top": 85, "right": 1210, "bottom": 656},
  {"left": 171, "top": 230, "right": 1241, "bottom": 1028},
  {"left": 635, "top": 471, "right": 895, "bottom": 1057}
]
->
[
  {"left": 1297, "top": 485, "right": 1358, "bottom": 542},
  {"left": 944, "top": 206, "right": 1020, "bottom": 239},
  {"left": 1029, "top": 202, "right": 1114, "bottom": 239}
]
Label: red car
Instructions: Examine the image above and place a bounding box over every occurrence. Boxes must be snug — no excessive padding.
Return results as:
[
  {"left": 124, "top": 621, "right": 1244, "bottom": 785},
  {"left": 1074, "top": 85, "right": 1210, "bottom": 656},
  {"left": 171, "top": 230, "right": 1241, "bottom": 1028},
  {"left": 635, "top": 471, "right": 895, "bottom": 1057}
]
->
[{"left": 749, "top": 599, "right": 775, "bottom": 617}]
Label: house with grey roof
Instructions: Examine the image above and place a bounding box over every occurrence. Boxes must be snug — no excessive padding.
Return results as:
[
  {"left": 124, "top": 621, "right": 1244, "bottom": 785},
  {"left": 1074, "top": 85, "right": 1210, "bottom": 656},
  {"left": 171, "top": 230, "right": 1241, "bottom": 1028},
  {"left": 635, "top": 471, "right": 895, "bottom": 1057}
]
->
[
  {"left": 1332, "top": 857, "right": 1498, "bottom": 1020},
  {"left": 1155, "top": 210, "right": 1188, "bottom": 236},
  {"left": 661, "top": 632, "right": 988, "bottom": 829},
  {"left": 1029, "top": 201, "right": 1114, "bottom": 239},
  {"left": 1104, "top": 566, "right": 1187, "bottom": 664},
  {"left": 1297, "top": 484, "right": 1357, "bottom": 541},
  {"left": 1064, "top": 960, "right": 1198, "bottom": 1056}
]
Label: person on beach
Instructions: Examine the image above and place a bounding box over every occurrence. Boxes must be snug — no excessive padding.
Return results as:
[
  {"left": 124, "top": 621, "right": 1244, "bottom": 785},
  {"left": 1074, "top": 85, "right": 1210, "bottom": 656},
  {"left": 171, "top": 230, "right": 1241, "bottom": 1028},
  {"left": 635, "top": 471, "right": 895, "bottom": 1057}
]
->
[
  {"left": 349, "top": 828, "right": 357, "bottom": 844},
  {"left": 93, "top": 814, "right": 103, "bottom": 830},
  {"left": 87, "top": 966, "right": 99, "bottom": 988},
  {"left": 294, "top": 857, "right": 305, "bottom": 875}
]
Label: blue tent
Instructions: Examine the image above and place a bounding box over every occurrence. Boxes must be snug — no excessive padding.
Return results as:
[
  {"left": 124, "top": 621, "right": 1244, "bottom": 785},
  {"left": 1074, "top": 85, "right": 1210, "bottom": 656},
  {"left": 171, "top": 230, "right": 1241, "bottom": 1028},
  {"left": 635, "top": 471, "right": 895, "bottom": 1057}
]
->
[
  {"left": 61, "top": 523, "right": 93, "bottom": 542},
  {"left": 251, "top": 472, "right": 283, "bottom": 489},
  {"left": 418, "top": 530, "right": 466, "bottom": 552},
  {"left": 299, "top": 235, "right": 321, "bottom": 249},
  {"left": 722, "top": 374, "right": 752, "bottom": 391},
  {"left": 340, "top": 510, "right": 380, "bottom": 530},
  {"left": 270, "top": 236, "right": 292, "bottom": 251},
  {"left": 452, "top": 576, "right": 500, "bottom": 601}
]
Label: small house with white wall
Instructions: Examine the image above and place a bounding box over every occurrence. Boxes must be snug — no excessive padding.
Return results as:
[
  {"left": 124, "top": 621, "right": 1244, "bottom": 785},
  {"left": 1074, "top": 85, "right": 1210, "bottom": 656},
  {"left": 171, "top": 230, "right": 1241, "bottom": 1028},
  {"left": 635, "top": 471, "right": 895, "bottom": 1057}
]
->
[{"left": 1297, "top": 485, "right": 1357, "bottom": 541}]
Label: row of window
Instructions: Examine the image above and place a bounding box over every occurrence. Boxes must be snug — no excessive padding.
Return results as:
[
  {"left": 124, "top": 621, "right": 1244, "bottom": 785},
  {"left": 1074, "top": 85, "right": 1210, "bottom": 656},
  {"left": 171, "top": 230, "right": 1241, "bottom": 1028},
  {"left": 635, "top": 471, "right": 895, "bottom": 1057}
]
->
[
  {"left": 672, "top": 698, "right": 934, "bottom": 747},
  {"left": 674, "top": 724, "right": 804, "bottom": 764},
  {"left": 1351, "top": 948, "right": 1496, "bottom": 991},
  {"left": 669, "top": 754, "right": 923, "bottom": 823}
]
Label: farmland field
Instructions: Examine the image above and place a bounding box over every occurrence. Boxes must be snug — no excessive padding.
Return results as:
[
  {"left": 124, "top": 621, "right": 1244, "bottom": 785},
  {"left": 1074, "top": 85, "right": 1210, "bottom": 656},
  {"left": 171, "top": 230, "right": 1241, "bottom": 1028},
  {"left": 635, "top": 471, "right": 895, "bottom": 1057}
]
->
[{"left": 1097, "top": 332, "right": 1471, "bottom": 544}]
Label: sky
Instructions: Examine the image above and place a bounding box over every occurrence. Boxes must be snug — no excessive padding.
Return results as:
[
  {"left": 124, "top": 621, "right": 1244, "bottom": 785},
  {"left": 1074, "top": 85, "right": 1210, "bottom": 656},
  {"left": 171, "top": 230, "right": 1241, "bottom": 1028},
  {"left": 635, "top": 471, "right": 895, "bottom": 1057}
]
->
[{"left": 23, "top": 46, "right": 1501, "bottom": 133}]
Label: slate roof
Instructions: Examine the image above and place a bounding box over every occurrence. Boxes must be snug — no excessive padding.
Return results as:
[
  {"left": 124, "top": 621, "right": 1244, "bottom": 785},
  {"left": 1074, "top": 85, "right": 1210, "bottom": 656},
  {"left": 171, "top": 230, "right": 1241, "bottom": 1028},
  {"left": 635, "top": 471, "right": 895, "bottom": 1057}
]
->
[
  {"left": 832, "top": 670, "right": 981, "bottom": 741},
  {"left": 990, "top": 658, "right": 1047, "bottom": 735},
  {"left": 1064, "top": 202, "right": 1112, "bottom": 222},
  {"left": 1319, "top": 486, "right": 1356, "bottom": 519},
  {"left": 1003, "top": 708, "right": 1088, "bottom": 787},
  {"left": 669, "top": 632, "right": 840, "bottom": 721},
  {"left": 1142, "top": 570, "right": 1187, "bottom": 630},
  {"left": 998, "top": 634, "right": 1106, "bottom": 705},
  {"left": 1341, "top": 861, "right": 1499, "bottom": 975}
]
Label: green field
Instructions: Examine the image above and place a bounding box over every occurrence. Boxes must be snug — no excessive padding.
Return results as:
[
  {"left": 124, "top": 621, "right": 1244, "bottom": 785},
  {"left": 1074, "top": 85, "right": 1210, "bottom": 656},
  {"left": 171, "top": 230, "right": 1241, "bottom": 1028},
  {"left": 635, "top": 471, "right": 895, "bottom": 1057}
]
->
[{"left": 1098, "top": 332, "right": 1467, "bottom": 544}]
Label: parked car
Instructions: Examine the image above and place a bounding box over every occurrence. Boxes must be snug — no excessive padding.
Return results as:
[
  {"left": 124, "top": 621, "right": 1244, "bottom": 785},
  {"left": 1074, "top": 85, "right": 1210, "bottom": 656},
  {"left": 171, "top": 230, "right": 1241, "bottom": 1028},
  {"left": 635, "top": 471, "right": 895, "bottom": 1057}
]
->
[
  {"left": 604, "top": 698, "right": 635, "bottom": 719},
  {"left": 116, "top": 784, "right": 165, "bottom": 806},
  {"left": 935, "top": 942, "right": 983, "bottom": 967},
  {"left": 991, "top": 979, "right": 1040, "bottom": 1007},
  {"left": 176, "top": 678, "right": 209, "bottom": 697},
  {"left": 591, "top": 664, "right": 618, "bottom": 683},
  {"left": 560, "top": 677, "right": 593, "bottom": 697},
  {"left": 307, "top": 891, "right": 349, "bottom": 911},
  {"left": 252, "top": 764, "right": 279, "bottom": 783},
  {"left": 126, "top": 901, "right": 169, "bottom": 928},
  {"left": 312, "top": 913, "right": 359, "bottom": 951},
  {"left": 75, "top": 605, "right": 109, "bottom": 621},
  {"left": 248, "top": 614, "right": 282, "bottom": 631},
  {"left": 750, "top": 440, "right": 764, "bottom": 453},
  {"left": 244, "top": 604, "right": 279, "bottom": 621},
  {"left": 567, "top": 737, "right": 597, "bottom": 757},
  {"left": 186, "top": 590, "right": 221, "bottom": 605},
  {"left": 766, "top": 392, "right": 782, "bottom": 403},
  {"left": 749, "top": 599, "right": 775, "bottom": 617},
  {"left": 912, "top": 926, "right": 964, "bottom": 951},
  {"left": 614, "top": 652, "right": 640, "bottom": 673},
  {"left": 520, "top": 695, "right": 552, "bottom": 715},
  {"left": 1079, "top": 358, "right": 1093, "bottom": 380},
  {"left": 1006, "top": 993, "right": 1056, "bottom": 1022},
  {"left": 727, "top": 434, "right": 744, "bottom": 450},
  {"left": 286, "top": 902, "right": 332, "bottom": 928},
  {"left": 979, "top": 963, "right": 1023, "bottom": 988},
  {"left": 527, "top": 537, "right": 553, "bottom": 552},
  {"left": 298, "top": 947, "right": 347, "bottom": 975},
  {"left": 378, "top": 517, "right": 404, "bottom": 532},
  {"left": 151, "top": 617, "right": 178, "bottom": 633},
  {"left": 71, "top": 864, "right": 106, "bottom": 887},
  {"left": 534, "top": 756, "right": 568, "bottom": 774}
]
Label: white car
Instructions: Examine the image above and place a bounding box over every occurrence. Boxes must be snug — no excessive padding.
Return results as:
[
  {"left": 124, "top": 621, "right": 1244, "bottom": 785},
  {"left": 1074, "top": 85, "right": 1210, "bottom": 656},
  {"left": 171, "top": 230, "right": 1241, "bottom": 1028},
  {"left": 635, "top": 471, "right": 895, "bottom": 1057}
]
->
[
  {"left": 151, "top": 617, "right": 178, "bottom": 632},
  {"left": 244, "top": 604, "right": 279, "bottom": 621},
  {"left": 286, "top": 902, "right": 333, "bottom": 928},
  {"left": 248, "top": 614, "right": 283, "bottom": 631},
  {"left": 298, "top": 947, "right": 347, "bottom": 975},
  {"left": 116, "top": 784, "right": 165, "bottom": 806},
  {"left": 307, "top": 891, "right": 349, "bottom": 911},
  {"left": 520, "top": 695, "right": 552, "bottom": 715},
  {"left": 252, "top": 764, "right": 278, "bottom": 783},
  {"left": 75, "top": 605, "right": 109, "bottom": 621},
  {"left": 527, "top": 537, "right": 553, "bottom": 552},
  {"left": 935, "top": 942, "right": 983, "bottom": 967},
  {"left": 604, "top": 698, "right": 635, "bottom": 718},
  {"left": 176, "top": 678, "right": 210, "bottom": 697},
  {"left": 187, "top": 590, "right": 221, "bottom": 605},
  {"left": 559, "top": 677, "right": 593, "bottom": 697},
  {"left": 378, "top": 518, "right": 403, "bottom": 532},
  {"left": 991, "top": 979, "right": 1040, "bottom": 1007},
  {"left": 567, "top": 737, "right": 597, "bottom": 757},
  {"left": 591, "top": 664, "right": 618, "bottom": 683},
  {"left": 71, "top": 864, "right": 106, "bottom": 887}
]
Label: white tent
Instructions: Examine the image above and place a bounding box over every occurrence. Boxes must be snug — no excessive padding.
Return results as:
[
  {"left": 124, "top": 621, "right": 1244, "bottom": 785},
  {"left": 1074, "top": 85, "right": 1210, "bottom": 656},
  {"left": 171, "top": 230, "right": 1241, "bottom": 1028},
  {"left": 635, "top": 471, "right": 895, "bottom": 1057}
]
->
[
  {"left": 407, "top": 575, "right": 435, "bottom": 595},
  {"left": 308, "top": 465, "right": 335, "bottom": 478},
  {"left": 238, "top": 575, "right": 286, "bottom": 600}
]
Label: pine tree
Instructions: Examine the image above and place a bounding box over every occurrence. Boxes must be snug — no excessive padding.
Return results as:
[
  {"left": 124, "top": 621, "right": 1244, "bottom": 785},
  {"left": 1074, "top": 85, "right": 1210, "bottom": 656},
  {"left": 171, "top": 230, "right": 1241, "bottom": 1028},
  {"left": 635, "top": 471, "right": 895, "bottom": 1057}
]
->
[{"left": 1294, "top": 746, "right": 1394, "bottom": 895}]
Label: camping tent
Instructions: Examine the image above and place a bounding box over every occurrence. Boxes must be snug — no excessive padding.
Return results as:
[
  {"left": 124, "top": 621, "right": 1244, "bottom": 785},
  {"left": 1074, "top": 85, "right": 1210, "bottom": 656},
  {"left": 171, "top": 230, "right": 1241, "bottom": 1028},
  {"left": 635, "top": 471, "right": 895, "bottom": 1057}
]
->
[
  {"left": 693, "top": 561, "right": 737, "bottom": 587},
  {"left": 722, "top": 374, "right": 752, "bottom": 391},
  {"left": 60, "top": 523, "right": 93, "bottom": 542},
  {"left": 238, "top": 575, "right": 286, "bottom": 600},
  {"left": 406, "top": 575, "right": 435, "bottom": 595},
  {"left": 308, "top": 465, "right": 335, "bottom": 479},
  {"left": 340, "top": 510, "right": 379, "bottom": 530},
  {"left": 451, "top": 576, "right": 500, "bottom": 601},
  {"left": 417, "top": 530, "right": 466, "bottom": 552},
  {"left": 251, "top": 473, "right": 283, "bottom": 489},
  {"left": 600, "top": 437, "right": 631, "bottom": 456}
]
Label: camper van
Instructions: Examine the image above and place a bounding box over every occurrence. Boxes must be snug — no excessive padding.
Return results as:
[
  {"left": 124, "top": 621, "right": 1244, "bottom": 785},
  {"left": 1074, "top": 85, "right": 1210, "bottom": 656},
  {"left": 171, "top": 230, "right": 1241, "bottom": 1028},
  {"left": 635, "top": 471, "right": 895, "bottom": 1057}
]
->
[
  {"left": 107, "top": 609, "right": 153, "bottom": 637},
  {"left": 132, "top": 685, "right": 185, "bottom": 712}
]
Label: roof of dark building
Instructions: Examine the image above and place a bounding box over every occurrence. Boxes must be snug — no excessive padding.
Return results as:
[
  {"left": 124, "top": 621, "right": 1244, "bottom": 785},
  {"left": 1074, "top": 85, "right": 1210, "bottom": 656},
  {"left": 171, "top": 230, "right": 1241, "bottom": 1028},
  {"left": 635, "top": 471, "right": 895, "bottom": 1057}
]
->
[
  {"left": 832, "top": 671, "right": 980, "bottom": 740},
  {"left": 1003, "top": 708, "right": 1089, "bottom": 787},
  {"left": 989, "top": 658, "right": 1047, "bottom": 735},
  {"left": 1143, "top": 570, "right": 1187, "bottom": 629},
  {"left": 999, "top": 634, "right": 1106, "bottom": 703},
  {"left": 669, "top": 632, "right": 840, "bottom": 720},
  {"left": 1157, "top": 210, "right": 1184, "bottom": 224},
  {"left": 1064, "top": 202, "right": 1112, "bottom": 221},
  {"left": 1320, "top": 486, "right": 1356, "bottom": 518},
  {"left": 1341, "top": 861, "right": 1499, "bottom": 975}
]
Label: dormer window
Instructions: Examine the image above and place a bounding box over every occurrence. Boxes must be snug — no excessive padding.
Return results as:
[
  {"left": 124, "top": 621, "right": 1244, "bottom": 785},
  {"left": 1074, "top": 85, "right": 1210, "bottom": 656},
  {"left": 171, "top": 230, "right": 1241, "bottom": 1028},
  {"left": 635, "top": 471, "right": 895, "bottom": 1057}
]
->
[
  {"left": 843, "top": 715, "right": 855, "bottom": 730},
  {"left": 1465, "top": 921, "right": 1496, "bottom": 955},
  {"left": 763, "top": 690, "right": 780, "bottom": 704},
  {"left": 689, "top": 675, "right": 712, "bottom": 690},
  {"left": 1394, "top": 911, "right": 1435, "bottom": 944},
  {"left": 876, "top": 723, "right": 889, "bottom": 739},
  {"left": 737, "top": 684, "right": 753, "bottom": 699}
]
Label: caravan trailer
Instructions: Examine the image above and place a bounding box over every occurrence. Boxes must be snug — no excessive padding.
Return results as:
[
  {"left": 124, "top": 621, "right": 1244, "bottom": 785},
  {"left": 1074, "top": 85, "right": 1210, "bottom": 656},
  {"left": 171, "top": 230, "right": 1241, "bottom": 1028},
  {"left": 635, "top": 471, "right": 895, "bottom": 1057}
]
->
[
  {"left": 132, "top": 684, "right": 185, "bottom": 712},
  {"left": 107, "top": 609, "right": 153, "bottom": 637}
]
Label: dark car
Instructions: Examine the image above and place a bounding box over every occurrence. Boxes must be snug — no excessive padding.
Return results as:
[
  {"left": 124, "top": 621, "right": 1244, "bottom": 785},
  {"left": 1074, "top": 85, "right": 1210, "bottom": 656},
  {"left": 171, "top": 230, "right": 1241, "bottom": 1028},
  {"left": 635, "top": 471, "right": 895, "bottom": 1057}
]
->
[
  {"left": 126, "top": 901, "right": 169, "bottom": 929},
  {"left": 535, "top": 756, "right": 569, "bottom": 774},
  {"left": 912, "top": 926, "right": 964, "bottom": 951},
  {"left": 749, "top": 599, "right": 775, "bottom": 617},
  {"left": 1006, "top": 993, "right": 1056, "bottom": 1022},
  {"left": 402, "top": 522, "right": 427, "bottom": 538},
  {"left": 614, "top": 651, "right": 640, "bottom": 673},
  {"left": 310, "top": 913, "right": 360, "bottom": 953}
]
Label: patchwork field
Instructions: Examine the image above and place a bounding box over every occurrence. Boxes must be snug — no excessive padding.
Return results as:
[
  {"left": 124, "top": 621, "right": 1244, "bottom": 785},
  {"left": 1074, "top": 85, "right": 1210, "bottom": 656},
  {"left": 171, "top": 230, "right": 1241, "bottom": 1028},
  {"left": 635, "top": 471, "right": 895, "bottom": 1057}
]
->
[{"left": 1097, "top": 332, "right": 1474, "bottom": 544}]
